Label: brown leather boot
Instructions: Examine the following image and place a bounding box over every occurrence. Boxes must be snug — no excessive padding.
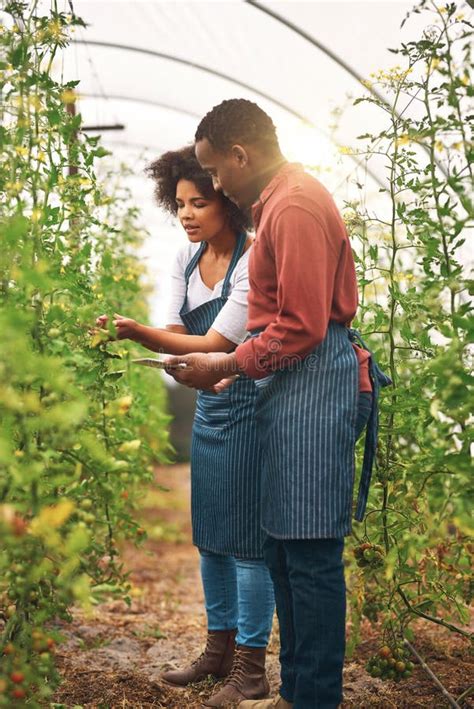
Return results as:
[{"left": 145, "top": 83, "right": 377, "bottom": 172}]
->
[
  {"left": 204, "top": 645, "right": 270, "bottom": 707},
  {"left": 160, "top": 629, "right": 236, "bottom": 687}
]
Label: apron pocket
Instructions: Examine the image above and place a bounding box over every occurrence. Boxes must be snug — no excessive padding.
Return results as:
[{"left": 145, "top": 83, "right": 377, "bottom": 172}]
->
[{"left": 195, "top": 389, "right": 231, "bottom": 429}]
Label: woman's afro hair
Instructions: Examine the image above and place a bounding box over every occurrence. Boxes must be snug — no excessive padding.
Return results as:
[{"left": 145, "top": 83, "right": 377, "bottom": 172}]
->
[{"left": 145, "top": 144, "right": 251, "bottom": 233}]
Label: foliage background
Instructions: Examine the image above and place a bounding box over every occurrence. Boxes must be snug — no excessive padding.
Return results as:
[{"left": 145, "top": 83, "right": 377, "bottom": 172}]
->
[
  {"left": 0, "top": 2, "right": 170, "bottom": 704},
  {"left": 342, "top": 0, "right": 473, "bottom": 662}
]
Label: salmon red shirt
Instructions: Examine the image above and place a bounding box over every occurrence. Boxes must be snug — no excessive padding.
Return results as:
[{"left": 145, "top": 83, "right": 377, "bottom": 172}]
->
[{"left": 235, "top": 163, "right": 372, "bottom": 392}]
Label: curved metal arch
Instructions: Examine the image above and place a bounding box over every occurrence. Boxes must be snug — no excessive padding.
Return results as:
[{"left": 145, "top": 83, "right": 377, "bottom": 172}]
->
[
  {"left": 99, "top": 139, "right": 165, "bottom": 153},
  {"left": 245, "top": 0, "right": 448, "bottom": 178},
  {"left": 71, "top": 39, "right": 386, "bottom": 190},
  {"left": 245, "top": 0, "right": 388, "bottom": 105},
  {"left": 71, "top": 39, "right": 310, "bottom": 123},
  {"left": 80, "top": 92, "right": 202, "bottom": 119}
]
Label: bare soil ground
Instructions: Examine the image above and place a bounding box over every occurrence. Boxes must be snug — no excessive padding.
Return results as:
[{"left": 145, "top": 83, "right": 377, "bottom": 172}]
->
[{"left": 52, "top": 465, "right": 473, "bottom": 708}]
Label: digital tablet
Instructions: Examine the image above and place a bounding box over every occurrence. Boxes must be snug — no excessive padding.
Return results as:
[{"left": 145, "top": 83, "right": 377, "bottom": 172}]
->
[{"left": 132, "top": 358, "right": 187, "bottom": 370}]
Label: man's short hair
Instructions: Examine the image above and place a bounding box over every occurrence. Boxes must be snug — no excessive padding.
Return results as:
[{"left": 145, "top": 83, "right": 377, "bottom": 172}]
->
[{"left": 195, "top": 99, "right": 280, "bottom": 155}]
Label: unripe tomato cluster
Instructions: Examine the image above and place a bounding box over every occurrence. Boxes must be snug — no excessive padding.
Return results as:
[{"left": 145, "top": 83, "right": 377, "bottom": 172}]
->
[
  {"left": 76, "top": 497, "right": 96, "bottom": 525},
  {"left": 1, "top": 543, "right": 71, "bottom": 623},
  {"left": 362, "top": 595, "right": 384, "bottom": 623},
  {"left": 366, "top": 645, "right": 414, "bottom": 682},
  {"left": 354, "top": 542, "right": 385, "bottom": 569}
]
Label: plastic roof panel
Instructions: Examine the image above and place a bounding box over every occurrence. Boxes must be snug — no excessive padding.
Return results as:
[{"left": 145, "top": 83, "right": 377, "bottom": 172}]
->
[{"left": 42, "top": 1, "right": 434, "bottom": 322}]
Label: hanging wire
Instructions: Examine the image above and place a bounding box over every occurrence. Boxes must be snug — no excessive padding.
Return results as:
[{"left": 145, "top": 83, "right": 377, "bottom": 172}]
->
[{"left": 80, "top": 93, "right": 201, "bottom": 120}]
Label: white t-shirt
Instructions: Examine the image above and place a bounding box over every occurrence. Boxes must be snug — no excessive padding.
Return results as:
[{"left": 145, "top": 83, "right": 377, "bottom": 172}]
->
[{"left": 166, "top": 242, "right": 251, "bottom": 345}]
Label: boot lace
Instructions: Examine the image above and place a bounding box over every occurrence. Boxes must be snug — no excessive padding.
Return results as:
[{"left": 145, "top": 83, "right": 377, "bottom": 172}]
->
[
  {"left": 226, "top": 648, "right": 247, "bottom": 689},
  {"left": 190, "top": 649, "right": 208, "bottom": 668}
]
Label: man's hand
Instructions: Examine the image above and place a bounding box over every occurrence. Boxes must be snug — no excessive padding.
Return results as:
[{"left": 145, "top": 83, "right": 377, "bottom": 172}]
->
[
  {"left": 212, "top": 376, "right": 240, "bottom": 394},
  {"left": 165, "top": 352, "right": 237, "bottom": 390}
]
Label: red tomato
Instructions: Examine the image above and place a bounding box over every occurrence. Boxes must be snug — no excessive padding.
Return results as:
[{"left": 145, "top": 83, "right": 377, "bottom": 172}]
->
[
  {"left": 10, "top": 672, "right": 24, "bottom": 684},
  {"left": 12, "top": 688, "right": 26, "bottom": 699}
]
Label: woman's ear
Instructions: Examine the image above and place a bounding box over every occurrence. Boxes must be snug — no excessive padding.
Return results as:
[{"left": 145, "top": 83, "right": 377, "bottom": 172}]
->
[{"left": 231, "top": 144, "right": 249, "bottom": 168}]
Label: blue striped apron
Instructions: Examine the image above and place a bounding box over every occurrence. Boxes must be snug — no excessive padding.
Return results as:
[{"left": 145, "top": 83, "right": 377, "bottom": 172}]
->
[
  {"left": 253, "top": 323, "right": 391, "bottom": 538},
  {"left": 180, "top": 233, "right": 265, "bottom": 558},
  {"left": 253, "top": 322, "right": 359, "bottom": 539}
]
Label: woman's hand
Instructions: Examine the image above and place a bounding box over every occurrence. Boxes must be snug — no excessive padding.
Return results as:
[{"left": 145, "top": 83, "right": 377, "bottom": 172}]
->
[
  {"left": 95, "top": 314, "right": 109, "bottom": 328},
  {"left": 89, "top": 313, "right": 111, "bottom": 338},
  {"left": 92, "top": 313, "right": 142, "bottom": 343},
  {"left": 113, "top": 313, "right": 141, "bottom": 341}
]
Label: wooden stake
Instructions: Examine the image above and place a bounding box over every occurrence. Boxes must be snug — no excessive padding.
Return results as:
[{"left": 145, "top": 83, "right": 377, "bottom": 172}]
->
[{"left": 403, "top": 639, "right": 461, "bottom": 709}]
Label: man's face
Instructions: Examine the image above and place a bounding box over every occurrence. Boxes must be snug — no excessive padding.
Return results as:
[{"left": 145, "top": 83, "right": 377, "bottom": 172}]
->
[{"left": 195, "top": 138, "right": 256, "bottom": 210}]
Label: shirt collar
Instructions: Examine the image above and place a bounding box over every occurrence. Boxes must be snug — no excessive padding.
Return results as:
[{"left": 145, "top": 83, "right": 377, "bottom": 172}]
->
[{"left": 251, "top": 162, "right": 304, "bottom": 227}]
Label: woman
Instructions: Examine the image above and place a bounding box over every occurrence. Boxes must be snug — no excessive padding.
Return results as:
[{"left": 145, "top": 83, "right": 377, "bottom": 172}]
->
[{"left": 96, "top": 146, "right": 274, "bottom": 708}]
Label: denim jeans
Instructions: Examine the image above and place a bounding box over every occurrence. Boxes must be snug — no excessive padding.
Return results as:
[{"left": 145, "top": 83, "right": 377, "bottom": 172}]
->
[
  {"left": 263, "top": 537, "right": 345, "bottom": 709},
  {"left": 200, "top": 549, "right": 275, "bottom": 647},
  {"left": 260, "top": 393, "right": 374, "bottom": 708}
]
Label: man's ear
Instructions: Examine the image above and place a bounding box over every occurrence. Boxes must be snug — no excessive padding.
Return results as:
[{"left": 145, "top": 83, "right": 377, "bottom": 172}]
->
[{"left": 231, "top": 144, "right": 249, "bottom": 167}]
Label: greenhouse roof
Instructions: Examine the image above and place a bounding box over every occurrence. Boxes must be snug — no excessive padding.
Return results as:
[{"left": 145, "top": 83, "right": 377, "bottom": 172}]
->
[
  {"left": 32, "top": 1, "right": 457, "bottom": 323},
  {"left": 55, "top": 1, "right": 433, "bottom": 188}
]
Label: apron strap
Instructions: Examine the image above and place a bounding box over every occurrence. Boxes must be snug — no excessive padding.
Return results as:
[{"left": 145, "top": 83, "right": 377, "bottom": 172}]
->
[
  {"left": 347, "top": 327, "right": 392, "bottom": 521},
  {"left": 221, "top": 232, "right": 247, "bottom": 298},
  {"left": 183, "top": 232, "right": 247, "bottom": 296},
  {"left": 181, "top": 233, "right": 247, "bottom": 314},
  {"left": 181, "top": 241, "right": 207, "bottom": 315},
  {"left": 184, "top": 241, "right": 207, "bottom": 286}
]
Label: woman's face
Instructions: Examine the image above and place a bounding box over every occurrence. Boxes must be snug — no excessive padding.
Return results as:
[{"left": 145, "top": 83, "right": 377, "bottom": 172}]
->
[{"left": 175, "top": 179, "right": 228, "bottom": 243}]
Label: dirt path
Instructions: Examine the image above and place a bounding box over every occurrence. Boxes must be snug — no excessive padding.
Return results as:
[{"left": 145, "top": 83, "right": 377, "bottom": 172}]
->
[{"left": 52, "top": 465, "right": 473, "bottom": 708}]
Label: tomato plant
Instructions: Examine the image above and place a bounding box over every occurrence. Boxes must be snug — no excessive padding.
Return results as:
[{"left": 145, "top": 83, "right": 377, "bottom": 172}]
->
[
  {"left": 343, "top": 1, "right": 473, "bottom": 661},
  {"left": 0, "top": 2, "right": 170, "bottom": 704}
]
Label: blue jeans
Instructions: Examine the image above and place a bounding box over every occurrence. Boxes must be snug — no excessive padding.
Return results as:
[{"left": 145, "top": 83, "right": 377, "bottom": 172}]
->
[
  {"left": 263, "top": 537, "right": 345, "bottom": 709},
  {"left": 200, "top": 549, "right": 275, "bottom": 647},
  {"left": 261, "top": 393, "right": 374, "bottom": 708}
]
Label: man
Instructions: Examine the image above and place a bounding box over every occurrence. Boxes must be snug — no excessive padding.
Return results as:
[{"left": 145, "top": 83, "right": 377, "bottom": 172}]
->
[{"left": 167, "top": 99, "right": 373, "bottom": 709}]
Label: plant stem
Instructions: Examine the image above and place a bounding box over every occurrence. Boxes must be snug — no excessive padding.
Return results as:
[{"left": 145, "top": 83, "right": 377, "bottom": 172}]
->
[{"left": 397, "top": 587, "right": 472, "bottom": 639}]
